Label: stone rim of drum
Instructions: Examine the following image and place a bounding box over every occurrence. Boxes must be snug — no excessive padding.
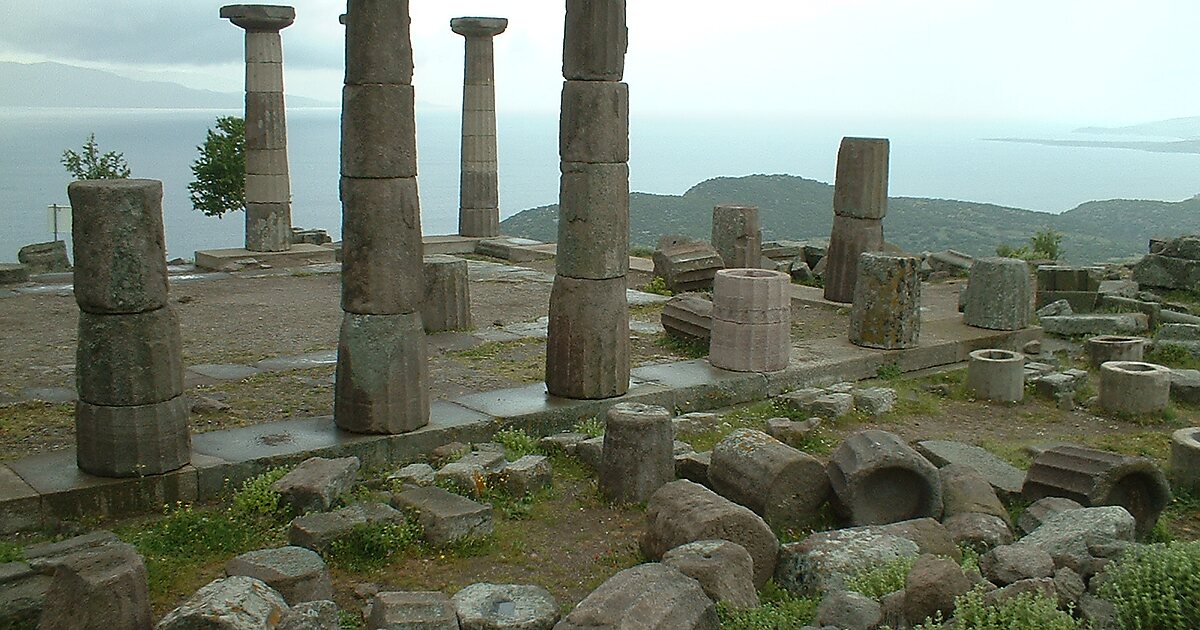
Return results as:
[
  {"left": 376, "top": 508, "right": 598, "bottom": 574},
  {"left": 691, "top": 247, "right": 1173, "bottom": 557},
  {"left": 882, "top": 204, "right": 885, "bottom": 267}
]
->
[
  {"left": 709, "top": 268, "right": 790, "bottom": 373},
  {"left": 848, "top": 252, "right": 921, "bottom": 350},
  {"left": 1022, "top": 444, "right": 1171, "bottom": 540},
  {"left": 826, "top": 429, "right": 943, "bottom": 526},
  {"left": 1086, "top": 335, "right": 1145, "bottom": 369},
  {"left": 1170, "top": 427, "right": 1200, "bottom": 495},
  {"left": 965, "top": 348, "right": 1025, "bottom": 403},
  {"left": 1097, "top": 360, "right": 1171, "bottom": 415}
]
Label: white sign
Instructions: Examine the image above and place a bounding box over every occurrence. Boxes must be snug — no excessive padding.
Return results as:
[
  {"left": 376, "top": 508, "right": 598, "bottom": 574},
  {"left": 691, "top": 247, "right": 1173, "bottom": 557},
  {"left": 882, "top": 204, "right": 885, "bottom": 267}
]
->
[{"left": 47, "top": 204, "right": 71, "bottom": 238}]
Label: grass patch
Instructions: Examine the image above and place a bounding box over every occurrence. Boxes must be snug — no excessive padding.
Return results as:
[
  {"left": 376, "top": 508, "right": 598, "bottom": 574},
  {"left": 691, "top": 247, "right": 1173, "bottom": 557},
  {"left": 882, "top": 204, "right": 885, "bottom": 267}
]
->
[
  {"left": 654, "top": 332, "right": 707, "bottom": 359},
  {"left": 448, "top": 339, "right": 544, "bottom": 384},
  {"left": 573, "top": 417, "right": 605, "bottom": 438},
  {"left": 326, "top": 520, "right": 423, "bottom": 572},
  {"left": 911, "top": 588, "right": 1083, "bottom": 629},
  {"left": 641, "top": 276, "right": 674, "bottom": 297},
  {"left": 0, "top": 540, "right": 23, "bottom": 563},
  {"left": 1080, "top": 430, "right": 1173, "bottom": 463},
  {"left": 680, "top": 400, "right": 837, "bottom": 455},
  {"left": 493, "top": 428, "right": 539, "bottom": 459},
  {"left": 717, "top": 581, "right": 819, "bottom": 629},
  {"left": 0, "top": 401, "right": 73, "bottom": 460},
  {"left": 1097, "top": 540, "right": 1200, "bottom": 630},
  {"left": 844, "top": 555, "right": 916, "bottom": 598},
  {"left": 1146, "top": 343, "right": 1200, "bottom": 371},
  {"left": 193, "top": 367, "right": 334, "bottom": 432}
]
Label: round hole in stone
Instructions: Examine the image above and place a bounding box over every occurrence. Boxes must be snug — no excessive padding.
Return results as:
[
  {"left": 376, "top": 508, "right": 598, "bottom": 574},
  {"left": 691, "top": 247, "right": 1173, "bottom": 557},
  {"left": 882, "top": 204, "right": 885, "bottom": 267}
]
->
[
  {"left": 1106, "top": 472, "right": 1170, "bottom": 525},
  {"left": 1092, "top": 335, "right": 1140, "bottom": 343},
  {"left": 969, "top": 349, "right": 1022, "bottom": 362},
  {"left": 854, "top": 467, "right": 930, "bottom": 525},
  {"left": 721, "top": 268, "right": 782, "bottom": 279},
  {"left": 1109, "top": 361, "right": 1159, "bottom": 373}
]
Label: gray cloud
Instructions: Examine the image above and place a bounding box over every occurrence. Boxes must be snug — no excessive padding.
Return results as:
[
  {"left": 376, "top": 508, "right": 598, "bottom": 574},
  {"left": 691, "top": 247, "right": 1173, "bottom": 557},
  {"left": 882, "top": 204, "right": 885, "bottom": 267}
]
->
[{"left": 0, "top": 1, "right": 343, "bottom": 70}]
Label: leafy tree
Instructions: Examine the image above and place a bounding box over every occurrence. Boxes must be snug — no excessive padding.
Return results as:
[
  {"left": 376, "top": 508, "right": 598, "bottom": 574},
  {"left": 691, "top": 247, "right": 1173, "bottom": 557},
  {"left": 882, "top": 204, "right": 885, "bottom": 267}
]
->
[
  {"left": 61, "top": 133, "right": 131, "bottom": 180},
  {"left": 1029, "top": 228, "right": 1063, "bottom": 261},
  {"left": 188, "top": 116, "right": 245, "bottom": 218}
]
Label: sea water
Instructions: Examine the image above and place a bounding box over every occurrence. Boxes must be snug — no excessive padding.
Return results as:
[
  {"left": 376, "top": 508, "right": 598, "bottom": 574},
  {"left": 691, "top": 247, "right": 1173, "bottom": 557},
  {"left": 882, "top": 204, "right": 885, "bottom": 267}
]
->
[{"left": 1, "top": 106, "right": 1198, "bottom": 260}]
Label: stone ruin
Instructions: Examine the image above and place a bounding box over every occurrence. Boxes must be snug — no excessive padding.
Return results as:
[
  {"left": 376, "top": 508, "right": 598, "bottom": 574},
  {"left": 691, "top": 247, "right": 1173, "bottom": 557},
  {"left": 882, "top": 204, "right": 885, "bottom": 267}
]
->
[
  {"left": 452, "top": 17, "right": 508, "bottom": 238},
  {"left": 824, "top": 137, "right": 889, "bottom": 303}
]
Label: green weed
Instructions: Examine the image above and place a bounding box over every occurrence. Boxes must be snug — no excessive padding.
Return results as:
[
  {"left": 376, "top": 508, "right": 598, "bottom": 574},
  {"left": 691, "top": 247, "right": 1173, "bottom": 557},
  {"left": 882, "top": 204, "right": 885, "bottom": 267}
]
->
[
  {"left": 1098, "top": 540, "right": 1200, "bottom": 630},
  {"left": 844, "top": 556, "right": 916, "bottom": 598},
  {"left": 717, "top": 581, "right": 819, "bottom": 629},
  {"left": 494, "top": 428, "right": 540, "bottom": 459},
  {"left": 654, "top": 332, "right": 708, "bottom": 359},
  {"left": 325, "top": 520, "right": 423, "bottom": 572}
]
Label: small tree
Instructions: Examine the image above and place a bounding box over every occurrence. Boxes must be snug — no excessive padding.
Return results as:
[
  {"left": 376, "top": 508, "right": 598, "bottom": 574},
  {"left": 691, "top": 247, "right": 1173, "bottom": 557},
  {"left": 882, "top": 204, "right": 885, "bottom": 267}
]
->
[
  {"left": 61, "top": 133, "right": 131, "bottom": 180},
  {"left": 188, "top": 116, "right": 245, "bottom": 218},
  {"left": 1029, "top": 228, "right": 1063, "bottom": 261}
]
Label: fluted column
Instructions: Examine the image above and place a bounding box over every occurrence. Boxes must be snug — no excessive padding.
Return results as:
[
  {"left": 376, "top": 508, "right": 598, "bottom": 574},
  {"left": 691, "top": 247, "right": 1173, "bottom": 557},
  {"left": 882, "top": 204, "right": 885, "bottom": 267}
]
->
[
  {"left": 452, "top": 17, "right": 507, "bottom": 238},
  {"left": 221, "top": 4, "right": 295, "bottom": 252},
  {"left": 545, "top": 0, "right": 630, "bottom": 399},
  {"left": 824, "top": 137, "right": 889, "bottom": 303},
  {"left": 335, "top": 0, "right": 429, "bottom": 434}
]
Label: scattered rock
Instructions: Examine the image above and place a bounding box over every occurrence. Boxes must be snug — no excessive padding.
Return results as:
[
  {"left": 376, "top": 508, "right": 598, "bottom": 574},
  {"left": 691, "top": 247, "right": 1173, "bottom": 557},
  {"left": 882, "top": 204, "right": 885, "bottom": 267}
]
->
[
  {"left": 983, "top": 577, "right": 1056, "bottom": 608},
  {"left": 452, "top": 583, "right": 559, "bottom": 630},
  {"left": 943, "top": 512, "right": 1013, "bottom": 553},
  {"left": 574, "top": 437, "right": 604, "bottom": 471},
  {"left": 280, "top": 600, "right": 340, "bottom": 630},
  {"left": 1017, "top": 497, "right": 1083, "bottom": 536},
  {"left": 501, "top": 455, "right": 552, "bottom": 496},
  {"left": 903, "top": 554, "right": 971, "bottom": 626},
  {"left": 979, "top": 544, "right": 1054, "bottom": 585},
  {"left": 536, "top": 432, "right": 588, "bottom": 455},
  {"left": 939, "top": 463, "right": 1009, "bottom": 523},
  {"left": 272, "top": 456, "right": 361, "bottom": 514},
  {"left": 392, "top": 487, "right": 493, "bottom": 546},
  {"left": 1053, "top": 566, "right": 1085, "bottom": 609},
  {"left": 156, "top": 576, "right": 288, "bottom": 630},
  {"left": 852, "top": 387, "right": 897, "bottom": 415},
  {"left": 808, "top": 393, "right": 854, "bottom": 418},
  {"left": 765, "top": 417, "right": 821, "bottom": 447},
  {"left": 555, "top": 563, "right": 717, "bottom": 630},
  {"left": 225, "top": 546, "right": 333, "bottom": 605},
  {"left": 1036, "top": 299, "right": 1073, "bottom": 318},
  {"left": 32, "top": 537, "right": 151, "bottom": 630},
  {"left": 775, "top": 528, "right": 919, "bottom": 596},
  {"left": 288, "top": 502, "right": 407, "bottom": 553},
  {"left": 387, "top": 463, "right": 436, "bottom": 488},
  {"left": 815, "top": 590, "right": 882, "bottom": 630},
  {"left": 662, "top": 540, "right": 758, "bottom": 610},
  {"left": 1019, "top": 506, "right": 1136, "bottom": 575},
  {"left": 675, "top": 450, "right": 711, "bottom": 485},
  {"left": 367, "top": 591, "right": 458, "bottom": 630}
]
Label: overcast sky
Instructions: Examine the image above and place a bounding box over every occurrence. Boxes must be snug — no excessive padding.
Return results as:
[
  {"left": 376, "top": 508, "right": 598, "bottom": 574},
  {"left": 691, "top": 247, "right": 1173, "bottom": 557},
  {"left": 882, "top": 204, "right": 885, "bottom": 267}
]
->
[{"left": 0, "top": 1, "right": 1194, "bottom": 124}]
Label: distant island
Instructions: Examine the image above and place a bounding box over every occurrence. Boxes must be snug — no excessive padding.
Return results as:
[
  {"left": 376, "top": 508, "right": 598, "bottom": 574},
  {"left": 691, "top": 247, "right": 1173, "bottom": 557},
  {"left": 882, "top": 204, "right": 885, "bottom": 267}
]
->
[
  {"left": 500, "top": 174, "right": 1200, "bottom": 265},
  {"left": 989, "top": 115, "right": 1200, "bottom": 155},
  {"left": 0, "top": 61, "right": 333, "bottom": 108}
]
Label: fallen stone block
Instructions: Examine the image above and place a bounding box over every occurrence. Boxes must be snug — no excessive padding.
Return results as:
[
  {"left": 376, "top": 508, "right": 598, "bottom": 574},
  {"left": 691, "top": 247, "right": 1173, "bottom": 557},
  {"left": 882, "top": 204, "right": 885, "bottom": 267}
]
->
[
  {"left": 903, "top": 555, "right": 971, "bottom": 626},
  {"left": 641, "top": 480, "right": 779, "bottom": 587},
  {"left": 979, "top": 544, "right": 1054, "bottom": 585},
  {"left": 663, "top": 540, "right": 758, "bottom": 610},
  {"left": 939, "top": 463, "right": 1009, "bottom": 523},
  {"left": 1036, "top": 299, "right": 1073, "bottom": 317},
  {"left": 765, "top": 417, "right": 821, "bottom": 447},
  {"left": 674, "top": 450, "right": 711, "bottom": 485},
  {"left": 661, "top": 293, "right": 713, "bottom": 342},
  {"left": 1017, "top": 496, "right": 1084, "bottom": 536},
  {"left": 500, "top": 455, "right": 552, "bottom": 497},
  {"left": 555, "top": 563, "right": 717, "bottom": 630},
  {"left": 1039, "top": 313, "right": 1149, "bottom": 337},
  {"left": 452, "top": 583, "right": 558, "bottom": 630},
  {"left": 775, "top": 527, "right": 920, "bottom": 596},
  {"left": 652, "top": 237, "right": 724, "bottom": 293},
  {"left": 156, "top": 576, "right": 288, "bottom": 630},
  {"left": 708, "top": 429, "right": 830, "bottom": 531},
  {"left": 392, "top": 487, "right": 493, "bottom": 546},
  {"left": 1019, "top": 506, "right": 1136, "bottom": 575},
  {"left": 387, "top": 463, "right": 435, "bottom": 488},
  {"left": 536, "top": 432, "right": 588, "bottom": 455},
  {"left": 288, "top": 502, "right": 407, "bottom": 553},
  {"left": 828, "top": 429, "right": 942, "bottom": 526},
  {"left": 434, "top": 462, "right": 487, "bottom": 497},
  {"left": 280, "top": 600, "right": 339, "bottom": 630},
  {"left": 368, "top": 591, "right": 458, "bottom": 630},
  {"left": 272, "top": 456, "right": 361, "bottom": 514},
  {"left": 601, "top": 403, "right": 674, "bottom": 504},
  {"left": 852, "top": 387, "right": 897, "bottom": 415},
  {"left": 943, "top": 512, "right": 1013, "bottom": 553},
  {"left": 816, "top": 590, "right": 882, "bottom": 630},
  {"left": 225, "top": 546, "right": 333, "bottom": 605},
  {"left": 32, "top": 537, "right": 151, "bottom": 630}
]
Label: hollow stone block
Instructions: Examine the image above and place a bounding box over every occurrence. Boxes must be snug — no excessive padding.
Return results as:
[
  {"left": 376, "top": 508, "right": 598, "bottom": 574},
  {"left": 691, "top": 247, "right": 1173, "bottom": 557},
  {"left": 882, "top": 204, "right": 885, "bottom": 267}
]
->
[
  {"left": 75, "top": 396, "right": 190, "bottom": 477},
  {"left": 833, "top": 137, "right": 889, "bottom": 220},
  {"left": 966, "top": 349, "right": 1025, "bottom": 403},
  {"left": 1022, "top": 444, "right": 1171, "bottom": 540},
  {"left": 556, "top": 162, "right": 630, "bottom": 280},
  {"left": 77, "top": 306, "right": 184, "bottom": 407},
  {"left": 545, "top": 275, "right": 630, "bottom": 399},
  {"left": 562, "top": 0, "right": 627, "bottom": 81},
  {"left": 334, "top": 312, "right": 429, "bottom": 434},
  {"left": 1170, "top": 427, "right": 1200, "bottom": 495},
  {"left": 711, "top": 268, "right": 790, "bottom": 325},
  {"left": 709, "top": 319, "right": 790, "bottom": 373},
  {"left": 1098, "top": 361, "right": 1171, "bottom": 415},
  {"left": 849, "top": 253, "right": 921, "bottom": 349},
  {"left": 344, "top": 0, "right": 414, "bottom": 86},
  {"left": 1087, "top": 336, "right": 1145, "bottom": 369},
  {"left": 68, "top": 179, "right": 168, "bottom": 315},
  {"left": 340, "top": 84, "right": 418, "bottom": 178},
  {"left": 559, "top": 81, "right": 629, "bottom": 164},
  {"left": 421, "top": 255, "right": 472, "bottom": 333},
  {"left": 711, "top": 205, "right": 761, "bottom": 269},
  {"left": 339, "top": 176, "right": 423, "bottom": 315},
  {"left": 827, "top": 429, "right": 943, "bottom": 526},
  {"left": 600, "top": 403, "right": 674, "bottom": 504},
  {"left": 962, "top": 257, "right": 1034, "bottom": 330},
  {"left": 823, "top": 215, "right": 884, "bottom": 303},
  {"left": 708, "top": 429, "right": 830, "bottom": 530}
]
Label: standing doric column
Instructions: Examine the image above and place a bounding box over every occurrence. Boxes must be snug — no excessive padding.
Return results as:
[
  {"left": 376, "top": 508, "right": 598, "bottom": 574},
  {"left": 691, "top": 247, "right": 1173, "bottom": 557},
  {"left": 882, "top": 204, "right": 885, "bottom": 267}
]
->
[
  {"left": 545, "top": 0, "right": 630, "bottom": 399},
  {"left": 221, "top": 4, "right": 295, "bottom": 253},
  {"left": 69, "top": 180, "right": 190, "bottom": 477},
  {"left": 335, "top": 0, "right": 429, "bottom": 434},
  {"left": 824, "top": 137, "right": 889, "bottom": 303},
  {"left": 452, "top": 17, "right": 507, "bottom": 238}
]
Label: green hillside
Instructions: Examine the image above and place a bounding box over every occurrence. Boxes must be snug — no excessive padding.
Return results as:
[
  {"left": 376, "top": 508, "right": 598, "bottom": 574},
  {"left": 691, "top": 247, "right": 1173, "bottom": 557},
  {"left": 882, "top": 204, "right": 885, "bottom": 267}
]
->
[{"left": 500, "top": 174, "right": 1200, "bottom": 264}]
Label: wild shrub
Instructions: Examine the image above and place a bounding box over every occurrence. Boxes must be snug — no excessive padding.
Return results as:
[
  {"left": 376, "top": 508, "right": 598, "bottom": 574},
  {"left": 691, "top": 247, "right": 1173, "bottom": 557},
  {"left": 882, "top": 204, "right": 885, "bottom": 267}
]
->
[{"left": 1098, "top": 540, "right": 1200, "bottom": 630}]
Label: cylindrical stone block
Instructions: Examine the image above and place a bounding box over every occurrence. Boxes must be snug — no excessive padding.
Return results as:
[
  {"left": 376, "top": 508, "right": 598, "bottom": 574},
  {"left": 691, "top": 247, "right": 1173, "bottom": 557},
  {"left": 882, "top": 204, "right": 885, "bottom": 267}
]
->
[
  {"left": 454, "top": 17, "right": 507, "bottom": 239},
  {"left": 556, "top": 162, "right": 630, "bottom": 280},
  {"left": 244, "top": 91, "right": 288, "bottom": 151},
  {"left": 559, "top": 81, "right": 629, "bottom": 163},
  {"left": 1170, "top": 427, "right": 1200, "bottom": 496},
  {"left": 339, "top": 177, "right": 423, "bottom": 315},
  {"left": 421, "top": 255, "right": 472, "bottom": 333},
  {"left": 711, "top": 205, "right": 761, "bottom": 270},
  {"left": 1023, "top": 444, "right": 1171, "bottom": 540},
  {"left": 827, "top": 429, "right": 943, "bottom": 526},
  {"left": 459, "top": 209, "right": 498, "bottom": 239},
  {"left": 962, "top": 257, "right": 1033, "bottom": 331},
  {"left": 600, "top": 403, "right": 674, "bottom": 504},
  {"left": 849, "top": 253, "right": 921, "bottom": 350},
  {"left": 1098, "top": 361, "right": 1171, "bottom": 415},
  {"left": 245, "top": 202, "right": 292, "bottom": 253},
  {"left": 77, "top": 306, "right": 184, "bottom": 407},
  {"left": 1087, "top": 336, "right": 1145, "bottom": 369},
  {"left": 334, "top": 312, "right": 429, "bottom": 434},
  {"left": 68, "top": 179, "right": 168, "bottom": 314},
  {"left": 563, "top": 0, "right": 627, "bottom": 80},
  {"left": 822, "top": 215, "right": 883, "bottom": 303},
  {"left": 344, "top": 0, "right": 414, "bottom": 85},
  {"left": 340, "top": 84, "right": 418, "bottom": 179},
  {"left": 76, "top": 396, "right": 191, "bottom": 477},
  {"left": 709, "top": 269, "right": 790, "bottom": 372},
  {"left": 966, "top": 349, "right": 1025, "bottom": 403},
  {"left": 833, "top": 138, "right": 889, "bottom": 220},
  {"left": 545, "top": 275, "right": 630, "bottom": 399},
  {"left": 708, "top": 429, "right": 830, "bottom": 530}
]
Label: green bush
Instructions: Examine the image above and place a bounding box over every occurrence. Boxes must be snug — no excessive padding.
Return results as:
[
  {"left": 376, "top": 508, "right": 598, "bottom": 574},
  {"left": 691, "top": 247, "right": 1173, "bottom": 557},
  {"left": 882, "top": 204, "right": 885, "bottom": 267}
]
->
[
  {"left": 717, "top": 581, "right": 818, "bottom": 629},
  {"left": 844, "top": 556, "right": 915, "bottom": 598},
  {"left": 909, "top": 588, "right": 1081, "bottom": 629},
  {"left": 325, "top": 521, "right": 423, "bottom": 572},
  {"left": 61, "top": 133, "right": 131, "bottom": 180},
  {"left": 230, "top": 467, "right": 291, "bottom": 522},
  {"left": 1098, "top": 540, "right": 1200, "bottom": 630},
  {"left": 493, "top": 428, "right": 539, "bottom": 459},
  {"left": 574, "top": 417, "right": 605, "bottom": 438},
  {"left": 642, "top": 276, "right": 674, "bottom": 297},
  {"left": 188, "top": 116, "right": 246, "bottom": 217}
]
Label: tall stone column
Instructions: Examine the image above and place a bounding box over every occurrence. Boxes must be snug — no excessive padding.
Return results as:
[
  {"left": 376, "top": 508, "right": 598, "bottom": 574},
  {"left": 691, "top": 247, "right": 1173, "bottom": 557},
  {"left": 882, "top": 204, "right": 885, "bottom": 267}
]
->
[
  {"left": 68, "top": 180, "right": 190, "bottom": 477},
  {"left": 545, "top": 0, "right": 630, "bottom": 400},
  {"left": 221, "top": 4, "right": 295, "bottom": 253},
  {"left": 452, "top": 17, "right": 507, "bottom": 238},
  {"left": 823, "top": 137, "right": 889, "bottom": 303},
  {"left": 336, "top": 0, "right": 429, "bottom": 434}
]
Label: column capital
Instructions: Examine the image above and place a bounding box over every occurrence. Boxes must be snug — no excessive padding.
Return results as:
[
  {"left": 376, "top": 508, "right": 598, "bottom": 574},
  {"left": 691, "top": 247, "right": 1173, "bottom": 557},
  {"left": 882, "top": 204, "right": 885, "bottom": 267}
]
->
[
  {"left": 221, "top": 4, "right": 295, "bottom": 31},
  {"left": 451, "top": 17, "right": 508, "bottom": 38}
]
